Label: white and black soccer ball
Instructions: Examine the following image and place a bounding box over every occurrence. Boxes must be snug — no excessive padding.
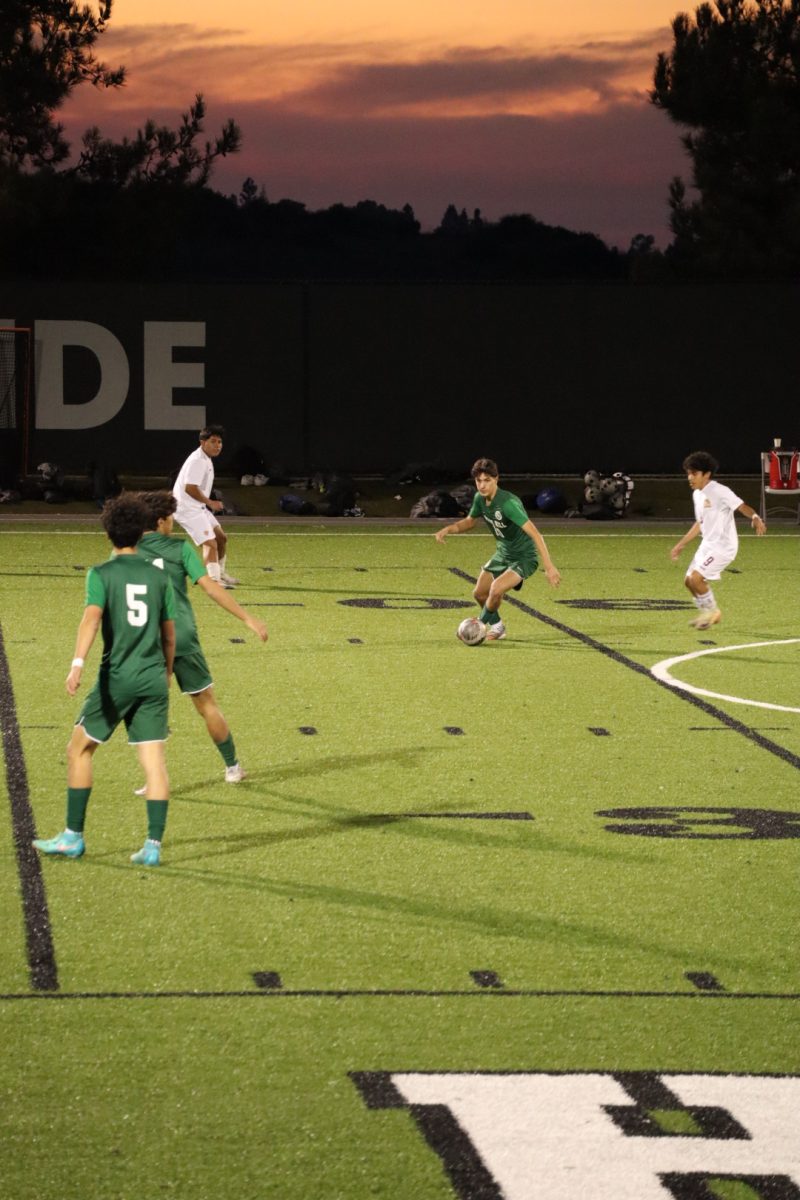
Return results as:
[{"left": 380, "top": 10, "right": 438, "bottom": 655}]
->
[
  {"left": 583, "top": 469, "right": 600, "bottom": 487},
  {"left": 457, "top": 617, "right": 487, "bottom": 646},
  {"left": 613, "top": 471, "right": 634, "bottom": 495},
  {"left": 240, "top": 475, "right": 254, "bottom": 486},
  {"left": 599, "top": 475, "right": 617, "bottom": 496},
  {"left": 253, "top": 473, "right": 268, "bottom": 486},
  {"left": 584, "top": 485, "right": 601, "bottom": 504},
  {"left": 609, "top": 492, "right": 627, "bottom": 511}
]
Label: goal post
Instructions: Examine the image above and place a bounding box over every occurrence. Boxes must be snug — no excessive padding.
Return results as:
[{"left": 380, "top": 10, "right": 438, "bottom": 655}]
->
[{"left": 0, "top": 326, "right": 33, "bottom": 481}]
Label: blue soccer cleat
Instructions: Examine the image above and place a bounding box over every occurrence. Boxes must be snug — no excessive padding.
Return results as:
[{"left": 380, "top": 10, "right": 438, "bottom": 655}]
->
[
  {"left": 32, "top": 830, "right": 85, "bottom": 859},
  {"left": 130, "top": 838, "right": 161, "bottom": 867}
]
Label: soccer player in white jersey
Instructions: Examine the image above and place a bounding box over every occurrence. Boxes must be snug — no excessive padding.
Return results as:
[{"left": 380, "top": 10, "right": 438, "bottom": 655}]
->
[
  {"left": 172, "top": 425, "right": 238, "bottom": 588},
  {"left": 670, "top": 450, "right": 766, "bottom": 630}
]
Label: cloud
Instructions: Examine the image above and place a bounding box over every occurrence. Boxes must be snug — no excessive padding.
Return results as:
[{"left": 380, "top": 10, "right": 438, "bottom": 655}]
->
[{"left": 59, "top": 25, "right": 686, "bottom": 248}]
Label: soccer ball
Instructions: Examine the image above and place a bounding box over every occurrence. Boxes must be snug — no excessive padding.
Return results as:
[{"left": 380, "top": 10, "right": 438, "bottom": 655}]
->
[{"left": 457, "top": 617, "right": 487, "bottom": 646}]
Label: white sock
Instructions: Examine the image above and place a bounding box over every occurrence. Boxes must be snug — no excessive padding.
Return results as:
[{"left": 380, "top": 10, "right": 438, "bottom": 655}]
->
[
  {"left": 207, "top": 561, "right": 221, "bottom": 583},
  {"left": 696, "top": 588, "right": 716, "bottom": 611},
  {"left": 220, "top": 555, "right": 227, "bottom": 574}
]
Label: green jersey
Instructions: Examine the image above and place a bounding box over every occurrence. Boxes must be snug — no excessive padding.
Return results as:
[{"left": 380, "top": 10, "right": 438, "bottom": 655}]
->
[
  {"left": 85, "top": 554, "right": 175, "bottom": 696},
  {"left": 137, "top": 532, "right": 206, "bottom": 654},
  {"left": 470, "top": 487, "right": 533, "bottom": 555}
]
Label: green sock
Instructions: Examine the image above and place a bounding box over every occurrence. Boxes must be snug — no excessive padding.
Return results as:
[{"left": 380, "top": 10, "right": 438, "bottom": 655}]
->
[
  {"left": 216, "top": 733, "right": 237, "bottom": 767},
  {"left": 480, "top": 607, "right": 500, "bottom": 626},
  {"left": 146, "top": 800, "right": 168, "bottom": 843},
  {"left": 66, "top": 787, "right": 91, "bottom": 834}
]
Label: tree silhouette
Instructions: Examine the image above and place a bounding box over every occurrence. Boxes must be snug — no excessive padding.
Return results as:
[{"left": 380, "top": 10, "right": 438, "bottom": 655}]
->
[
  {"left": 0, "top": 0, "right": 124, "bottom": 168},
  {"left": 73, "top": 95, "right": 241, "bottom": 187},
  {"left": 0, "top": 2, "right": 239, "bottom": 185},
  {"left": 652, "top": 0, "right": 800, "bottom": 275}
]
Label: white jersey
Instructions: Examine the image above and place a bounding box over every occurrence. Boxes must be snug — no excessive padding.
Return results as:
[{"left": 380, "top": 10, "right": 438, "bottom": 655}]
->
[
  {"left": 693, "top": 479, "right": 744, "bottom": 557},
  {"left": 173, "top": 446, "right": 214, "bottom": 518}
]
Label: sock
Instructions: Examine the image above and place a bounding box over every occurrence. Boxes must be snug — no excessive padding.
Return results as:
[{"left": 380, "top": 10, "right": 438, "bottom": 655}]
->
[
  {"left": 216, "top": 733, "right": 237, "bottom": 767},
  {"left": 146, "top": 799, "right": 168, "bottom": 843},
  {"left": 66, "top": 787, "right": 91, "bottom": 833},
  {"left": 480, "top": 606, "right": 500, "bottom": 626},
  {"left": 696, "top": 588, "right": 716, "bottom": 611},
  {"left": 220, "top": 555, "right": 228, "bottom": 575},
  {"left": 207, "top": 561, "right": 221, "bottom": 583}
]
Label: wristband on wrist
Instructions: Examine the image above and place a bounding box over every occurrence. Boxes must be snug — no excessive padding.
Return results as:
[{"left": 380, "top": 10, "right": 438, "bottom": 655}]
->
[{"left": 71, "top": 657, "right": 84, "bottom": 668}]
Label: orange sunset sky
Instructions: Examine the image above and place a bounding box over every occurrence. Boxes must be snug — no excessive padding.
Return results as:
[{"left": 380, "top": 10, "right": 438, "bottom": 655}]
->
[{"left": 61, "top": 0, "right": 694, "bottom": 247}]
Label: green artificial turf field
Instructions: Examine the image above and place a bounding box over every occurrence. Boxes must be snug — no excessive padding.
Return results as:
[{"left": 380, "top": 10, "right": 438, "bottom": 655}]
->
[{"left": 1, "top": 521, "right": 798, "bottom": 1199}]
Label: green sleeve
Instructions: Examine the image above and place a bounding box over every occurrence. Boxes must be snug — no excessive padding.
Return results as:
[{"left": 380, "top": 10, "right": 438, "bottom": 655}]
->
[
  {"left": 468, "top": 493, "right": 482, "bottom": 518},
  {"left": 503, "top": 494, "right": 529, "bottom": 527},
  {"left": 181, "top": 540, "right": 207, "bottom": 585},
  {"left": 162, "top": 578, "right": 177, "bottom": 621},
  {"left": 85, "top": 567, "right": 106, "bottom": 609}
]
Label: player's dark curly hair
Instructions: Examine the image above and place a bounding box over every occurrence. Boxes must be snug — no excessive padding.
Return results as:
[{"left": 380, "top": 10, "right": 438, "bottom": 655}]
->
[
  {"left": 137, "top": 490, "right": 177, "bottom": 528},
  {"left": 199, "top": 424, "right": 225, "bottom": 441},
  {"left": 101, "top": 494, "right": 149, "bottom": 549},
  {"left": 471, "top": 457, "right": 499, "bottom": 479},
  {"left": 682, "top": 451, "right": 718, "bottom": 476}
]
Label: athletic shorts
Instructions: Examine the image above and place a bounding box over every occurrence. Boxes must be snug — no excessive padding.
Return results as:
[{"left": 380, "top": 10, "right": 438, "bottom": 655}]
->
[
  {"left": 77, "top": 678, "right": 169, "bottom": 745},
  {"left": 482, "top": 546, "right": 538, "bottom": 584},
  {"left": 174, "top": 645, "right": 213, "bottom": 695},
  {"left": 686, "top": 542, "right": 736, "bottom": 582},
  {"left": 175, "top": 507, "right": 220, "bottom": 547}
]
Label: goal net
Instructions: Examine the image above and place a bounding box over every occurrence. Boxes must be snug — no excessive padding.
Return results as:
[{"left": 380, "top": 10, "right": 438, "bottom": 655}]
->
[{"left": 0, "top": 327, "right": 32, "bottom": 480}]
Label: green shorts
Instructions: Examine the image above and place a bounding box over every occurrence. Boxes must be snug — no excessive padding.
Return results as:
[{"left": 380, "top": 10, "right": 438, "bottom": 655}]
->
[
  {"left": 77, "top": 677, "right": 169, "bottom": 745},
  {"left": 174, "top": 645, "right": 213, "bottom": 695},
  {"left": 482, "top": 545, "right": 538, "bottom": 583}
]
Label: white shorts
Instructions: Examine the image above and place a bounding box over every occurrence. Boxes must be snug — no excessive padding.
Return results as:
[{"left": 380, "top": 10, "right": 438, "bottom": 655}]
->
[
  {"left": 686, "top": 542, "right": 735, "bottom": 582},
  {"left": 175, "top": 507, "right": 220, "bottom": 547}
]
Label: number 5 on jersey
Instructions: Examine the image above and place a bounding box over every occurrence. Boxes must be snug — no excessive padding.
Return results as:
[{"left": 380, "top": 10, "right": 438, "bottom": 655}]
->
[{"left": 126, "top": 583, "right": 149, "bottom": 626}]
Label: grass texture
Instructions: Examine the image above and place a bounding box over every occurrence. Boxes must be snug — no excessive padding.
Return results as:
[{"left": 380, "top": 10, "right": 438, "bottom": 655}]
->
[{"left": 1, "top": 521, "right": 798, "bottom": 1199}]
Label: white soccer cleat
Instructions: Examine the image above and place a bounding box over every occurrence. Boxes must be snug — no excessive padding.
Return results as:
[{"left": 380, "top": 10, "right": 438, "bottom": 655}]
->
[
  {"left": 690, "top": 609, "right": 721, "bottom": 631},
  {"left": 225, "top": 763, "right": 246, "bottom": 783},
  {"left": 220, "top": 571, "right": 239, "bottom": 587},
  {"left": 485, "top": 621, "right": 507, "bottom": 641},
  {"left": 133, "top": 784, "right": 146, "bottom": 796}
]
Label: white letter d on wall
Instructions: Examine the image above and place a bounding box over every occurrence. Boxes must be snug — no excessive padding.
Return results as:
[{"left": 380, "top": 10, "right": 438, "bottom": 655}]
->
[{"left": 36, "top": 320, "right": 129, "bottom": 429}]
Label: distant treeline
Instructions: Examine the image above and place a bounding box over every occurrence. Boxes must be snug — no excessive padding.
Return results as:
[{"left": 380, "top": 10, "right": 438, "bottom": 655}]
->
[{"left": 0, "top": 168, "right": 634, "bottom": 282}]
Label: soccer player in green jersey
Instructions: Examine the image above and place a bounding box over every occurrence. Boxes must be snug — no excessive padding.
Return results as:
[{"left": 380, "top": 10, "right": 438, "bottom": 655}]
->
[
  {"left": 136, "top": 491, "right": 268, "bottom": 784},
  {"left": 33, "top": 494, "right": 176, "bottom": 867},
  {"left": 435, "top": 457, "right": 561, "bottom": 639}
]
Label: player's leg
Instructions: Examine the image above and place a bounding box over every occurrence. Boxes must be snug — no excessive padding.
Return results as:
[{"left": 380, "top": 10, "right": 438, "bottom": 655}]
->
[
  {"left": 190, "top": 685, "right": 246, "bottom": 782},
  {"left": 684, "top": 547, "right": 725, "bottom": 629},
  {"left": 177, "top": 510, "right": 224, "bottom": 583},
  {"left": 473, "top": 569, "right": 493, "bottom": 607},
  {"left": 33, "top": 685, "right": 114, "bottom": 858},
  {"left": 482, "top": 568, "right": 523, "bottom": 640},
  {"left": 128, "top": 696, "right": 169, "bottom": 866},
  {"left": 215, "top": 525, "right": 238, "bottom": 588}
]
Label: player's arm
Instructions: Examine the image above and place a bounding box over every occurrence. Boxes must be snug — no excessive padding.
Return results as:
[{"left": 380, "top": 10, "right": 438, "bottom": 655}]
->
[
  {"left": 160, "top": 578, "right": 177, "bottom": 677},
  {"left": 670, "top": 521, "right": 700, "bottom": 561},
  {"left": 521, "top": 519, "right": 561, "bottom": 587},
  {"left": 66, "top": 605, "right": 102, "bottom": 696},
  {"left": 161, "top": 620, "right": 176, "bottom": 678},
  {"left": 184, "top": 482, "right": 223, "bottom": 513},
  {"left": 736, "top": 502, "right": 766, "bottom": 535},
  {"left": 435, "top": 515, "right": 476, "bottom": 543},
  {"left": 197, "top": 576, "right": 269, "bottom": 641}
]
